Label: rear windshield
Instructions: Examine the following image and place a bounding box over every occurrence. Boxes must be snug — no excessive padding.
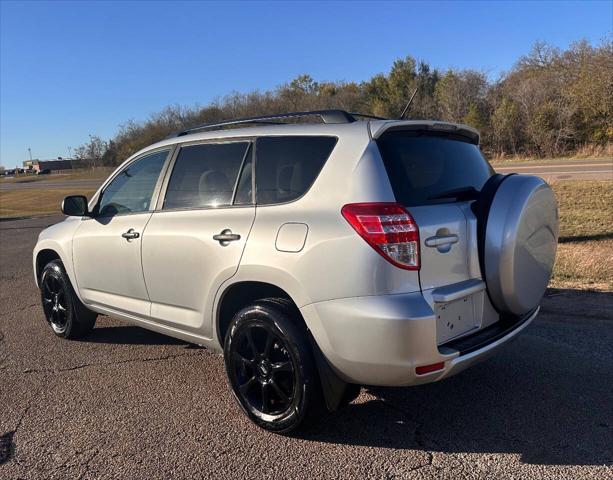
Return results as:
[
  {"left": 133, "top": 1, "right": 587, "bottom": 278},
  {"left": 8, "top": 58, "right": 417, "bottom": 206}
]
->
[{"left": 377, "top": 131, "right": 494, "bottom": 206}]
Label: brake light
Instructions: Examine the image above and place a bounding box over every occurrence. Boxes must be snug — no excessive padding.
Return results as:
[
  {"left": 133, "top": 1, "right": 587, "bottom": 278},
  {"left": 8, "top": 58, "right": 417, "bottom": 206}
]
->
[{"left": 341, "top": 203, "right": 420, "bottom": 270}]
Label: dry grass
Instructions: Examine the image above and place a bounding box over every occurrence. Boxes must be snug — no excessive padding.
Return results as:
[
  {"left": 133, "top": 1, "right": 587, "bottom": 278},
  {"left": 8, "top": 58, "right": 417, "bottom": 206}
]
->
[
  {"left": 489, "top": 143, "right": 612, "bottom": 165},
  {"left": 549, "top": 180, "right": 613, "bottom": 291},
  {"left": 41, "top": 167, "right": 113, "bottom": 182},
  {"left": 0, "top": 189, "right": 95, "bottom": 218},
  {"left": 0, "top": 167, "right": 112, "bottom": 184},
  {"left": 552, "top": 240, "right": 612, "bottom": 291}
]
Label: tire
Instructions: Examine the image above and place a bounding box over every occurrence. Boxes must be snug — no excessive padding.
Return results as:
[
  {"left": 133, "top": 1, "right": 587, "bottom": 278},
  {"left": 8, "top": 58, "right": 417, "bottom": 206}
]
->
[
  {"left": 223, "top": 298, "right": 323, "bottom": 433},
  {"left": 475, "top": 174, "right": 558, "bottom": 316},
  {"left": 39, "top": 260, "right": 97, "bottom": 339}
]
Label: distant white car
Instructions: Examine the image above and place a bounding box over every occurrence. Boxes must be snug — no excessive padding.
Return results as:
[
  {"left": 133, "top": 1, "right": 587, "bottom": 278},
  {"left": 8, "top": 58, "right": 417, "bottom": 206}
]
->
[{"left": 33, "top": 110, "right": 558, "bottom": 432}]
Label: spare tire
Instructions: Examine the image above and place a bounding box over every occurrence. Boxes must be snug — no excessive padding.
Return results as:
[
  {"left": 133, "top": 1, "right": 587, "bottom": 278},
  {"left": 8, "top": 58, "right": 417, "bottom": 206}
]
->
[{"left": 476, "top": 174, "right": 559, "bottom": 316}]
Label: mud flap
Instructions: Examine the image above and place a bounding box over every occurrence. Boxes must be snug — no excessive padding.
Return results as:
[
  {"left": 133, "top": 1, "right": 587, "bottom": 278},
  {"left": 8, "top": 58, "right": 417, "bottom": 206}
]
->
[{"left": 307, "top": 332, "right": 354, "bottom": 412}]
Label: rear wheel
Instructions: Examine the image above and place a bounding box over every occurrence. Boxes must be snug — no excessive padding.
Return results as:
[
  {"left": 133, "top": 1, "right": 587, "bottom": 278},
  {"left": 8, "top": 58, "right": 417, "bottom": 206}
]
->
[
  {"left": 224, "top": 299, "right": 323, "bottom": 433},
  {"left": 40, "top": 260, "right": 96, "bottom": 339}
]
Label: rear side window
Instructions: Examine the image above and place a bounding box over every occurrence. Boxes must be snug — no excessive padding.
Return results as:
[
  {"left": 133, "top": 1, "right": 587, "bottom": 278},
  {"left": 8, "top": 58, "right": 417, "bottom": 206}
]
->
[
  {"left": 163, "top": 142, "right": 250, "bottom": 209},
  {"left": 255, "top": 136, "right": 337, "bottom": 205},
  {"left": 377, "top": 132, "right": 494, "bottom": 206}
]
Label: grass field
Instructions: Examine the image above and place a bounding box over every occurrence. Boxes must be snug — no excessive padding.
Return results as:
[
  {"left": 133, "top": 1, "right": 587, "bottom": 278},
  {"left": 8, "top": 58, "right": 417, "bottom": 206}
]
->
[
  {"left": 488, "top": 145, "right": 612, "bottom": 165},
  {"left": 0, "top": 188, "right": 96, "bottom": 218},
  {"left": 549, "top": 180, "right": 612, "bottom": 291},
  {"left": 0, "top": 167, "right": 113, "bottom": 184},
  {"left": 0, "top": 178, "right": 610, "bottom": 290}
]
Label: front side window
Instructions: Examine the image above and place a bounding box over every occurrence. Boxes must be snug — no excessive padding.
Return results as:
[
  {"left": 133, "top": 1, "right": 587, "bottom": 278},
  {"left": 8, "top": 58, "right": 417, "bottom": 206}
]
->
[
  {"left": 163, "top": 142, "right": 250, "bottom": 209},
  {"left": 97, "top": 150, "right": 168, "bottom": 216},
  {"left": 255, "top": 136, "right": 337, "bottom": 205}
]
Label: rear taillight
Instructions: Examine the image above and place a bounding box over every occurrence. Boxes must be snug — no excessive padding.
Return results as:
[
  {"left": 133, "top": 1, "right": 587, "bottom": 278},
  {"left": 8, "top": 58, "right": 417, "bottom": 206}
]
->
[{"left": 341, "top": 202, "right": 420, "bottom": 270}]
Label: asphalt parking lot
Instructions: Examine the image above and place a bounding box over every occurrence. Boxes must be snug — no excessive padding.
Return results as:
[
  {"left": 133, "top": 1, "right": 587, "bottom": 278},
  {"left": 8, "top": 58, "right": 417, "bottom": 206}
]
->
[{"left": 1, "top": 216, "right": 612, "bottom": 479}]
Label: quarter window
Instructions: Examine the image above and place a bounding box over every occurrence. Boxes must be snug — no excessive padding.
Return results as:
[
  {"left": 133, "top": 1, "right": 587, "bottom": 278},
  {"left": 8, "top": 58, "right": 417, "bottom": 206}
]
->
[
  {"left": 163, "top": 142, "right": 250, "bottom": 209},
  {"left": 255, "top": 136, "right": 337, "bottom": 205},
  {"left": 97, "top": 150, "right": 168, "bottom": 216}
]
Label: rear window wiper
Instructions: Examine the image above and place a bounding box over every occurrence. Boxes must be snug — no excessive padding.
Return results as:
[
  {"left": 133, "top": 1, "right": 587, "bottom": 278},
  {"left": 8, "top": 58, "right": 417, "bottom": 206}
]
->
[{"left": 428, "top": 186, "right": 480, "bottom": 201}]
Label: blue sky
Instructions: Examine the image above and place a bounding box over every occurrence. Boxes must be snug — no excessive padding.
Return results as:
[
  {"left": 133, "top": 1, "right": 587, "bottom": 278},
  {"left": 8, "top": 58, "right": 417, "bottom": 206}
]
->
[{"left": 1, "top": 0, "right": 611, "bottom": 166}]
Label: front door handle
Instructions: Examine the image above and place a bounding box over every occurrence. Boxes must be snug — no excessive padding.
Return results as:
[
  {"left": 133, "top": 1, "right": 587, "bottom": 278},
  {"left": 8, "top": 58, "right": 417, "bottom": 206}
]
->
[
  {"left": 121, "top": 228, "right": 140, "bottom": 240},
  {"left": 425, "top": 234, "right": 459, "bottom": 248},
  {"left": 213, "top": 229, "right": 241, "bottom": 246}
]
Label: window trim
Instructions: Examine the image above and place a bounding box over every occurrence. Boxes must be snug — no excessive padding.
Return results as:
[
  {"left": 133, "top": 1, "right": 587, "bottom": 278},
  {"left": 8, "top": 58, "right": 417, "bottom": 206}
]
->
[
  {"left": 88, "top": 146, "right": 175, "bottom": 219},
  {"left": 155, "top": 137, "right": 255, "bottom": 213},
  {"left": 230, "top": 143, "right": 253, "bottom": 205}
]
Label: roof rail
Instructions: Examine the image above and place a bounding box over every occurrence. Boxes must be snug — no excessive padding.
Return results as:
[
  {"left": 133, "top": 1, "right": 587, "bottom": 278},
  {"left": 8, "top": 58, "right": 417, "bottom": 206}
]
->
[
  {"left": 171, "top": 109, "right": 385, "bottom": 137},
  {"left": 349, "top": 112, "right": 388, "bottom": 121}
]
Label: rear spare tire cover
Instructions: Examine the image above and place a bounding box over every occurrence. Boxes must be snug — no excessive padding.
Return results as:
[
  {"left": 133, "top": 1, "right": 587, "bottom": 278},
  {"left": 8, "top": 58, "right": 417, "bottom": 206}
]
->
[{"left": 484, "top": 175, "right": 558, "bottom": 316}]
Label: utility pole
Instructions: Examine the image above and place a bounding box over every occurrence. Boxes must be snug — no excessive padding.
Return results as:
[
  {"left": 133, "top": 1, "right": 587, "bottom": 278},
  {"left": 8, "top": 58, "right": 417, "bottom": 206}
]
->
[{"left": 68, "top": 146, "right": 74, "bottom": 170}]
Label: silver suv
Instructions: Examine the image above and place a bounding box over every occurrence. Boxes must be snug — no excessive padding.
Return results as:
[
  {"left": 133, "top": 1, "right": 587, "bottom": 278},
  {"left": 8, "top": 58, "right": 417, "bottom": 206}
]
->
[{"left": 33, "top": 110, "right": 558, "bottom": 432}]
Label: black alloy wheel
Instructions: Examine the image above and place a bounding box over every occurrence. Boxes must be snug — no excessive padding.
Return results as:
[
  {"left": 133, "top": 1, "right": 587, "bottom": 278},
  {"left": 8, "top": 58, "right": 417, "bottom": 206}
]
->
[
  {"left": 39, "top": 260, "right": 96, "bottom": 339},
  {"left": 231, "top": 320, "right": 296, "bottom": 416},
  {"left": 41, "top": 272, "right": 70, "bottom": 334},
  {"left": 224, "top": 299, "right": 323, "bottom": 432}
]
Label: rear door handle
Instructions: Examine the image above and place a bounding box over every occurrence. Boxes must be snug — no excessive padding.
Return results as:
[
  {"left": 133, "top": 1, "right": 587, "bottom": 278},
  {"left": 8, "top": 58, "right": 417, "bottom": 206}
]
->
[
  {"left": 121, "top": 228, "right": 140, "bottom": 240},
  {"left": 213, "top": 229, "right": 241, "bottom": 246},
  {"left": 425, "top": 234, "right": 458, "bottom": 247}
]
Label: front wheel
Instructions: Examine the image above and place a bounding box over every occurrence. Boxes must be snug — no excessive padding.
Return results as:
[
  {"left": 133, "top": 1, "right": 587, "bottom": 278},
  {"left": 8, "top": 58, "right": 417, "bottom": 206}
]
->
[
  {"left": 224, "top": 299, "right": 323, "bottom": 433},
  {"left": 39, "top": 260, "right": 96, "bottom": 339}
]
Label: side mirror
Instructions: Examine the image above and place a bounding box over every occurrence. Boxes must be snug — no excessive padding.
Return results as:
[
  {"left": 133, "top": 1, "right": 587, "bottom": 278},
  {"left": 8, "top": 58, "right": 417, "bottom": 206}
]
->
[{"left": 61, "top": 195, "right": 89, "bottom": 216}]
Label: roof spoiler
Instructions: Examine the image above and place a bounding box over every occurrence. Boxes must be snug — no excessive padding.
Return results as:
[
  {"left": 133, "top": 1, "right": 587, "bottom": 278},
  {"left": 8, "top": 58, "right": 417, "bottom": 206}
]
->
[{"left": 370, "top": 121, "right": 480, "bottom": 145}]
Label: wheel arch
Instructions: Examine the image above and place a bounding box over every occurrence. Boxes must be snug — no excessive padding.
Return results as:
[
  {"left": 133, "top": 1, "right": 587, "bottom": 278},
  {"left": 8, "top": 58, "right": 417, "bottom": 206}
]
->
[
  {"left": 215, "top": 281, "right": 306, "bottom": 347},
  {"left": 33, "top": 239, "right": 76, "bottom": 293},
  {"left": 215, "top": 279, "right": 355, "bottom": 412},
  {"left": 35, "top": 248, "right": 62, "bottom": 283}
]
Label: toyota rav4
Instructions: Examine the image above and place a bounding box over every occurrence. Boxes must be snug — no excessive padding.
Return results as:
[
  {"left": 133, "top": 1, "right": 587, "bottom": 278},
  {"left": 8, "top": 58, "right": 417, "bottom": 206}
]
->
[{"left": 33, "top": 110, "right": 558, "bottom": 432}]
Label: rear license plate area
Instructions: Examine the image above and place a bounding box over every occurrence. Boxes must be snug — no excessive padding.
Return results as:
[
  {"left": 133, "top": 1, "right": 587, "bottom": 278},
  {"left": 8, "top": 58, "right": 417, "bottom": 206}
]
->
[{"left": 435, "top": 294, "right": 478, "bottom": 344}]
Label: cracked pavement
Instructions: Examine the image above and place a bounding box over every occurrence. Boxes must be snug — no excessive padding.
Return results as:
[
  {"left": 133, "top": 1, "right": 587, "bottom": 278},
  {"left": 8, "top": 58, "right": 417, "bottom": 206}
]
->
[{"left": 1, "top": 215, "right": 612, "bottom": 479}]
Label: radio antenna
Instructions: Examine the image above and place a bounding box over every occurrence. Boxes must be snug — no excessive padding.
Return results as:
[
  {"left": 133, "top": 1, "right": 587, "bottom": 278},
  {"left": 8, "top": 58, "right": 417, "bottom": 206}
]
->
[{"left": 399, "top": 88, "right": 418, "bottom": 120}]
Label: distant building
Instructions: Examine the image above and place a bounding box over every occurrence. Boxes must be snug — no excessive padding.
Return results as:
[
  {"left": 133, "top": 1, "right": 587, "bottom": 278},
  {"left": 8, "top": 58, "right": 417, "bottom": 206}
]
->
[{"left": 23, "top": 158, "right": 84, "bottom": 172}]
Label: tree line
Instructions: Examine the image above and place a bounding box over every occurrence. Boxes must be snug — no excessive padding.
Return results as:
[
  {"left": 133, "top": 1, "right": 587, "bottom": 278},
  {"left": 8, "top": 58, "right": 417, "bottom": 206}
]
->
[{"left": 75, "top": 39, "right": 612, "bottom": 166}]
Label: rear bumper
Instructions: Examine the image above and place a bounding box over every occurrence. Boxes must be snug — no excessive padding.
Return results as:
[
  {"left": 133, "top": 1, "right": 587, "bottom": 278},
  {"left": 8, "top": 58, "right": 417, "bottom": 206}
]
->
[{"left": 300, "top": 292, "right": 538, "bottom": 386}]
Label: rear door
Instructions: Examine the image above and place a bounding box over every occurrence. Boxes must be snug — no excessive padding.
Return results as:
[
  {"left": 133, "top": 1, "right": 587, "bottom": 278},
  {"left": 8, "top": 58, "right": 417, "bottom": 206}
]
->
[
  {"left": 376, "top": 130, "right": 494, "bottom": 342},
  {"left": 141, "top": 140, "right": 255, "bottom": 338}
]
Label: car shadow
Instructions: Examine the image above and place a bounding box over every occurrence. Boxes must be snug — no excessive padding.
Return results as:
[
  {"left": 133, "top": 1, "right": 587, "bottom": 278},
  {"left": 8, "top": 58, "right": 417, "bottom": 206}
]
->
[
  {"left": 76, "top": 289, "right": 611, "bottom": 466},
  {"left": 298, "top": 289, "right": 613, "bottom": 466},
  {"left": 83, "top": 325, "right": 187, "bottom": 346},
  {"left": 299, "top": 360, "right": 612, "bottom": 466}
]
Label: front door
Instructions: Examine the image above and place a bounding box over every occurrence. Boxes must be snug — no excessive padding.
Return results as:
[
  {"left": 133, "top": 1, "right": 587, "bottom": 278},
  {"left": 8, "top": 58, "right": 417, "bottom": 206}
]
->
[
  {"left": 73, "top": 149, "right": 170, "bottom": 316},
  {"left": 141, "top": 140, "right": 255, "bottom": 338}
]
